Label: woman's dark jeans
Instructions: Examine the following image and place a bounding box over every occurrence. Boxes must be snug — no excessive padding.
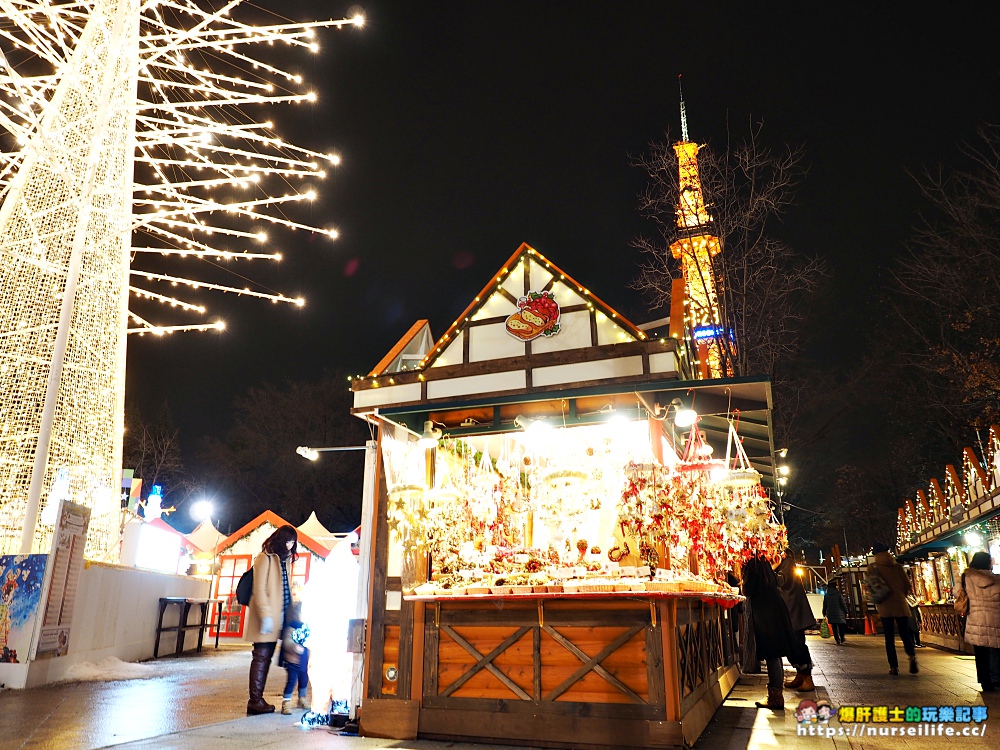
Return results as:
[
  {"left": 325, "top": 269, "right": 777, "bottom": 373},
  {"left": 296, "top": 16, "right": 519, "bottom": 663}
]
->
[{"left": 881, "top": 616, "right": 915, "bottom": 669}]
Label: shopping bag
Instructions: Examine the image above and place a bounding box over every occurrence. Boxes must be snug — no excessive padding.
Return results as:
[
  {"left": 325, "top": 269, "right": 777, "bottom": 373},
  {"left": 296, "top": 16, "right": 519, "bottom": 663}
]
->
[{"left": 820, "top": 619, "right": 831, "bottom": 639}]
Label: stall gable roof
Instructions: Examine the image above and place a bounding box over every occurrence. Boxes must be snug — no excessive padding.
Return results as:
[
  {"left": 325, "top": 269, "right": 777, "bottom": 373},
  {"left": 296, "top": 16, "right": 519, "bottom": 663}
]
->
[
  {"left": 219, "top": 510, "right": 330, "bottom": 559},
  {"left": 417, "top": 243, "right": 647, "bottom": 371},
  {"left": 368, "top": 319, "right": 433, "bottom": 377}
]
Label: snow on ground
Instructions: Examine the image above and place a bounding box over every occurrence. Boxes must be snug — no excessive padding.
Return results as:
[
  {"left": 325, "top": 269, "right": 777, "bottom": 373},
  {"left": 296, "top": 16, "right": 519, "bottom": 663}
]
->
[{"left": 63, "top": 657, "right": 159, "bottom": 682}]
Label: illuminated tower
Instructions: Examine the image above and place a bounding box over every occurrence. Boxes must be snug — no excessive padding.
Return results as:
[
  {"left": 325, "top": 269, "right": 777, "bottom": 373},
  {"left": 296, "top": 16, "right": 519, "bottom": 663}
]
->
[
  {"left": 0, "top": 0, "right": 360, "bottom": 559},
  {"left": 669, "top": 81, "right": 731, "bottom": 378}
]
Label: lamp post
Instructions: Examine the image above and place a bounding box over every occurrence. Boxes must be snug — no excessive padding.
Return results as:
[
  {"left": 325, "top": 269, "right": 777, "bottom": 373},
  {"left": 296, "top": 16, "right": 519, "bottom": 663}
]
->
[
  {"left": 295, "top": 440, "right": 378, "bottom": 723},
  {"left": 775, "top": 461, "right": 790, "bottom": 526},
  {"left": 189, "top": 499, "right": 224, "bottom": 603}
]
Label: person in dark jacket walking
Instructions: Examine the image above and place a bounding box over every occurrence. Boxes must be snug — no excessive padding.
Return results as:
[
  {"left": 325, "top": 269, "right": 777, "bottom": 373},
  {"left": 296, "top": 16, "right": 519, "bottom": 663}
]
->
[
  {"left": 867, "top": 541, "right": 917, "bottom": 676},
  {"left": 743, "top": 555, "right": 797, "bottom": 711},
  {"left": 822, "top": 577, "right": 848, "bottom": 645},
  {"left": 775, "top": 552, "right": 816, "bottom": 691}
]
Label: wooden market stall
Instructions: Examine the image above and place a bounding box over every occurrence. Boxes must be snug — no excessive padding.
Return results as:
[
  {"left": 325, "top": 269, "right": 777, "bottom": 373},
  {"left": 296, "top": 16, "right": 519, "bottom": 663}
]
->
[
  {"left": 894, "top": 427, "right": 1000, "bottom": 651},
  {"left": 350, "top": 244, "right": 782, "bottom": 748}
]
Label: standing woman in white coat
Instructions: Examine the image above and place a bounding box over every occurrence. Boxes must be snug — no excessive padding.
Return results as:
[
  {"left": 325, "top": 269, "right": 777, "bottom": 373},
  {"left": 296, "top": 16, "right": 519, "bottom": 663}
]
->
[
  {"left": 244, "top": 524, "right": 298, "bottom": 714},
  {"left": 956, "top": 551, "right": 1000, "bottom": 692}
]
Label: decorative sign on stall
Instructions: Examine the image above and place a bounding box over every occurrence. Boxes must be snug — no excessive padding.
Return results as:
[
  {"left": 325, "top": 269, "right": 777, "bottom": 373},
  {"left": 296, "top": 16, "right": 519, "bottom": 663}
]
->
[
  {"left": 504, "top": 291, "right": 560, "bottom": 341},
  {"left": 0, "top": 555, "right": 48, "bottom": 662},
  {"left": 34, "top": 500, "right": 91, "bottom": 659}
]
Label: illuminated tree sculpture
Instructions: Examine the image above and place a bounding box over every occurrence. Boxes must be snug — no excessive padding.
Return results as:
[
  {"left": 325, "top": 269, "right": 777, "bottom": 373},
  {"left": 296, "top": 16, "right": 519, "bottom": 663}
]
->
[{"left": 0, "top": 0, "right": 361, "bottom": 559}]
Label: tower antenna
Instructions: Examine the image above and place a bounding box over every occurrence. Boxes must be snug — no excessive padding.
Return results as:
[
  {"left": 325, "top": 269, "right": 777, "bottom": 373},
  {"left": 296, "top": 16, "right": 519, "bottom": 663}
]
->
[{"left": 678, "top": 74, "right": 689, "bottom": 141}]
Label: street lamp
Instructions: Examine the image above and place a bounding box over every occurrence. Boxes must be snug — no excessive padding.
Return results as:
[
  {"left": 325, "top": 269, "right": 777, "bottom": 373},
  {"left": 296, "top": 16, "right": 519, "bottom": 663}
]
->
[
  {"left": 296, "top": 445, "right": 368, "bottom": 460},
  {"left": 188, "top": 498, "right": 225, "bottom": 608},
  {"left": 190, "top": 498, "right": 214, "bottom": 523},
  {"left": 293, "top": 439, "right": 378, "bottom": 723},
  {"left": 775, "top": 462, "right": 790, "bottom": 525}
]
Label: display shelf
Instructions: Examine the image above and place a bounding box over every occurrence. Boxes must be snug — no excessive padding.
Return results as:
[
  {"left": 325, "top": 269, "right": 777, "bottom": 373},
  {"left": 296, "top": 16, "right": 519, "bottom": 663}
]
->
[{"left": 404, "top": 589, "right": 744, "bottom": 606}]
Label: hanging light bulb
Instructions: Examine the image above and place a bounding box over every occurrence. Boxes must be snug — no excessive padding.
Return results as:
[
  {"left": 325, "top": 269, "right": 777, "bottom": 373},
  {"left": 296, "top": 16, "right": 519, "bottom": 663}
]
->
[
  {"left": 673, "top": 407, "right": 698, "bottom": 428},
  {"left": 417, "top": 420, "right": 441, "bottom": 449}
]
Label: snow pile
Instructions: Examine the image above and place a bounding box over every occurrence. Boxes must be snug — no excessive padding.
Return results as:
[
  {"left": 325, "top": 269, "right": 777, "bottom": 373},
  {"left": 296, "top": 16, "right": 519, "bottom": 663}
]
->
[{"left": 63, "top": 657, "right": 158, "bottom": 682}]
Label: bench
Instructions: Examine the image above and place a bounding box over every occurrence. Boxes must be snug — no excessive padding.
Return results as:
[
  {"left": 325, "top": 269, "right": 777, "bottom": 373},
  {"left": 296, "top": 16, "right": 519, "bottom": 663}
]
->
[{"left": 154, "top": 597, "right": 224, "bottom": 658}]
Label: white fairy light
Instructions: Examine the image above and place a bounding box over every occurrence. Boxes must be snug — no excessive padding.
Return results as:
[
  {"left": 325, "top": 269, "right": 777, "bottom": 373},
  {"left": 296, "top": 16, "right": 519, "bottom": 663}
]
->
[{"left": 0, "top": 0, "right": 363, "bottom": 559}]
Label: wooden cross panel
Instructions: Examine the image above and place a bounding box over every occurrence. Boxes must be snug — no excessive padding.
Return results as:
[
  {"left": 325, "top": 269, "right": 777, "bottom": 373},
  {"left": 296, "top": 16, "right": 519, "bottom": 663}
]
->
[
  {"left": 434, "top": 623, "right": 649, "bottom": 704},
  {"left": 437, "top": 625, "right": 534, "bottom": 700},
  {"left": 675, "top": 617, "right": 724, "bottom": 699}
]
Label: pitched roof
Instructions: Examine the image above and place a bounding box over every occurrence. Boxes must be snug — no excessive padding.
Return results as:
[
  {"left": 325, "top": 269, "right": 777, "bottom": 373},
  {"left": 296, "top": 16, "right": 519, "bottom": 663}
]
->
[
  {"left": 218, "top": 510, "right": 330, "bottom": 559},
  {"left": 297, "top": 510, "right": 333, "bottom": 539},
  {"left": 186, "top": 519, "right": 226, "bottom": 554},
  {"left": 368, "top": 319, "right": 434, "bottom": 377},
  {"left": 416, "top": 242, "right": 647, "bottom": 371},
  {"left": 350, "top": 242, "right": 682, "bottom": 418}
]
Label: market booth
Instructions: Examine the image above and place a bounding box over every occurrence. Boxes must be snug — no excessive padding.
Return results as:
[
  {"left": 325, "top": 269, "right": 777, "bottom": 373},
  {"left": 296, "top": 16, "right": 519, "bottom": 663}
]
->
[
  {"left": 350, "top": 244, "right": 782, "bottom": 748},
  {"left": 895, "top": 428, "right": 1000, "bottom": 651}
]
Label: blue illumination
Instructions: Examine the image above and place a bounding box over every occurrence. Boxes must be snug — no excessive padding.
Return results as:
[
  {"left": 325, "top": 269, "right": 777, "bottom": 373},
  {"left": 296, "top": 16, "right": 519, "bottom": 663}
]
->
[{"left": 692, "top": 325, "right": 733, "bottom": 342}]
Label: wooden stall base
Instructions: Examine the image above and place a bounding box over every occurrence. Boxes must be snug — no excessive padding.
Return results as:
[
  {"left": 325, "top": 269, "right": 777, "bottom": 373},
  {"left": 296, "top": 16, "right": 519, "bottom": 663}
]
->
[
  {"left": 358, "top": 698, "right": 418, "bottom": 739},
  {"left": 679, "top": 662, "right": 740, "bottom": 747},
  {"left": 414, "top": 663, "right": 738, "bottom": 750},
  {"left": 360, "top": 596, "right": 741, "bottom": 749},
  {"left": 418, "top": 707, "right": 684, "bottom": 750}
]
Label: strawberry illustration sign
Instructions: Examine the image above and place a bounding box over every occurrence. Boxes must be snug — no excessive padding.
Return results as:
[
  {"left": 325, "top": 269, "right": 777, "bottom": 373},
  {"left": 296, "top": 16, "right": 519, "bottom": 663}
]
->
[{"left": 505, "top": 291, "right": 561, "bottom": 341}]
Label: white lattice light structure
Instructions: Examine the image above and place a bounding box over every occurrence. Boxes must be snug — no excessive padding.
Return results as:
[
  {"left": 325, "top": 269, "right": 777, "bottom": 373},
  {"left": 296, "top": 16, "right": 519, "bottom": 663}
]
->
[{"left": 0, "top": 0, "right": 361, "bottom": 559}]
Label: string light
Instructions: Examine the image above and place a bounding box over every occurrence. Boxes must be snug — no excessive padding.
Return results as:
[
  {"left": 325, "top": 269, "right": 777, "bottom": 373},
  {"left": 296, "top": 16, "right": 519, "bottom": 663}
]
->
[
  {"left": 0, "top": 1, "right": 363, "bottom": 559},
  {"left": 352, "top": 245, "right": 649, "bottom": 385}
]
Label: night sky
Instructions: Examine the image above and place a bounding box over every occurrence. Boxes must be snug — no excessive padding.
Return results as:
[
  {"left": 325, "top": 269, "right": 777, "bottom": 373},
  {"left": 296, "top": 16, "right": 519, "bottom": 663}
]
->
[{"left": 125, "top": 3, "right": 1000, "bottom": 486}]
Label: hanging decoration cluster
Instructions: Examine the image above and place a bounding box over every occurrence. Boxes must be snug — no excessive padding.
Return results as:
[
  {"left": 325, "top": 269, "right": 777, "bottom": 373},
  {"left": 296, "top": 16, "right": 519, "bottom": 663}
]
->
[{"left": 618, "top": 421, "right": 786, "bottom": 579}]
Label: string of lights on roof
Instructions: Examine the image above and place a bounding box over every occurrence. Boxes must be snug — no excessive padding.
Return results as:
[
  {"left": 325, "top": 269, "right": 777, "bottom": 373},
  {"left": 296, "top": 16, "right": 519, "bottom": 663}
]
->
[
  {"left": 0, "top": 1, "right": 363, "bottom": 335},
  {"left": 348, "top": 246, "right": 652, "bottom": 388}
]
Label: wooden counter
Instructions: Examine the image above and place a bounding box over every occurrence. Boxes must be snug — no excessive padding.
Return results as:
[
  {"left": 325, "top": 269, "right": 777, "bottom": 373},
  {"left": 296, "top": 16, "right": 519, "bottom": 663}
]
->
[
  {"left": 361, "top": 591, "right": 743, "bottom": 749},
  {"left": 917, "top": 602, "right": 971, "bottom": 653}
]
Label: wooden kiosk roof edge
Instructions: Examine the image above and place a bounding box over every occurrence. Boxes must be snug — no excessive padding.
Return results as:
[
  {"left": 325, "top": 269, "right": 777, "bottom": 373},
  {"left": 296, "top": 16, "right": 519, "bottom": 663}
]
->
[{"left": 368, "top": 319, "right": 431, "bottom": 377}]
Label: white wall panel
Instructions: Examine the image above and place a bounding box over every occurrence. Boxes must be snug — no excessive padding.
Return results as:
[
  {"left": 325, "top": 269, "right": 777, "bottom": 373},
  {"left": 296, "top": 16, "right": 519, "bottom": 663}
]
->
[
  {"left": 431, "top": 331, "right": 463, "bottom": 367},
  {"left": 532, "top": 356, "right": 644, "bottom": 388},
  {"left": 472, "top": 291, "right": 517, "bottom": 321},
  {"left": 528, "top": 262, "right": 554, "bottom": 290},
  {"left": 353, "top": 382, "right": 423, "bottom": 409},
  {"left": 470, "top": 323, "right": 526, "bottom": 361},
  {"left": 531, "top": 309, "right": 591, "bottom": 354},
  {"left": 427, "top": 371, "right": 526, "bottom": 400},
  {"left": 595, "top": 311, "right": 634, "bottom": 345},
  {"left": 648, "top": 351, "right": 679, "bottom": 375}
]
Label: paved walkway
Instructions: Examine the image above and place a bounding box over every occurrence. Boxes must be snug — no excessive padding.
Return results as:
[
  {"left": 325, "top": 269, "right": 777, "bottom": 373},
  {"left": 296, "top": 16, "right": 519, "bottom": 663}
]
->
[
  {"left": 699, "top": 634, "right": 996, "bottom": 750},
  {"left": 0, "top": 636, "right": 995, "bottom": 749}
]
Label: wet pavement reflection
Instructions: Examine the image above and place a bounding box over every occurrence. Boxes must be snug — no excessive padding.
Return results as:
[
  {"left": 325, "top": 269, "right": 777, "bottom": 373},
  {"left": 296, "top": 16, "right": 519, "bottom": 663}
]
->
[{"left": 0, "top": 645, "right": 255, "bottom": 750}]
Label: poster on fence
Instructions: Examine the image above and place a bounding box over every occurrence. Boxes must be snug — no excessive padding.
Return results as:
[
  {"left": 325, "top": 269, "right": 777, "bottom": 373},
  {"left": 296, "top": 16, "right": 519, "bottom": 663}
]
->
[
  {"left": 34, "top": 501, "right": 91, "bottom": 659},
  {"left": 0, "top": 555, "right": 48, "bottom": 663}
]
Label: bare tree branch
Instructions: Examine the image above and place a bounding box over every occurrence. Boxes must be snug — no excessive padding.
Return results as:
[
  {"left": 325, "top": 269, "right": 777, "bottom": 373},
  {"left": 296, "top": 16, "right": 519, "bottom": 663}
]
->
[
  {"left": 632, "top": 123, "right": 828, "bottom": 443},
  {"left": 885, "top": 123, "right": 1000, "bottom": 430}
]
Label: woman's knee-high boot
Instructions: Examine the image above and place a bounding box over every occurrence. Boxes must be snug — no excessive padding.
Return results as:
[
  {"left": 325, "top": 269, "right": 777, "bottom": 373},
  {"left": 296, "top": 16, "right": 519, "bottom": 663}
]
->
[{"left": 247, "top": 643, "right": 275, "bottom": 714}]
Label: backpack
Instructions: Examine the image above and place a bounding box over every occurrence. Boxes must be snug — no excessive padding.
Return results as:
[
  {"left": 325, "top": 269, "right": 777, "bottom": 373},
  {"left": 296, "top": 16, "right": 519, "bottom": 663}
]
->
[
  {"left": 235, "top": 568, "right": 254, "bottom": 606},
  {"left": 866, "top": 568, "right": 892, "bottom": 604}
]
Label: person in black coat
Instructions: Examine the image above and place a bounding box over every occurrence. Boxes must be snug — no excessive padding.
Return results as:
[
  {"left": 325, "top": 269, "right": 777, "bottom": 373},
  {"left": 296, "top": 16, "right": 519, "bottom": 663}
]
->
[
  {"left": 743, "top": 555, "right": 797, "bottom": 711},
  {"left": 823, "top": 578, "right": 849, "bottom": 645},
  {"left": 776, "top": 552, "right": 817, "bottom": 690}
]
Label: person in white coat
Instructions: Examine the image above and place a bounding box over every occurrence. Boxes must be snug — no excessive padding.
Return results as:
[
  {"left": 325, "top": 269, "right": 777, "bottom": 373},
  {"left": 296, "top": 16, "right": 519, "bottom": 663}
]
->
[{"left": 955, "top": 551, "right": 1000, "bottom": 692}]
